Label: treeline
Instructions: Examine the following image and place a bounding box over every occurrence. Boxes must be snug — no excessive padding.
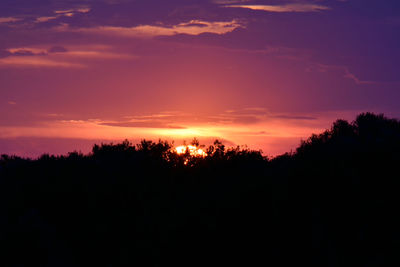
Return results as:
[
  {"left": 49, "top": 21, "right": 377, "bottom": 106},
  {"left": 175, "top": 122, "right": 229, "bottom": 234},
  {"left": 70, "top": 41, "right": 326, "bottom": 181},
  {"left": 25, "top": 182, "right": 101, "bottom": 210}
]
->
[{"left": 0, "top": 112, "right": 400, "bottom": 266}]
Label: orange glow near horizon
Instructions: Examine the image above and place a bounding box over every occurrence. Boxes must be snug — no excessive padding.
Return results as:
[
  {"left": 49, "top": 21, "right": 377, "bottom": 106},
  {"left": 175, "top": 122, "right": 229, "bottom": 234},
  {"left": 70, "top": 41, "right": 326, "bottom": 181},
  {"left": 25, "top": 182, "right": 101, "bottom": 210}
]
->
[{"left": 0, "top": 110, "right": 360, "bottom": 157}]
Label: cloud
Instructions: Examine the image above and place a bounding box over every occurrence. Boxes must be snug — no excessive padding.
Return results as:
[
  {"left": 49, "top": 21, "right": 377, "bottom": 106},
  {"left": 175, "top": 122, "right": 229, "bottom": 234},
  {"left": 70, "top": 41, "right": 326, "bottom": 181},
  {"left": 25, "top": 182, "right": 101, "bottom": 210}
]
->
[
  {"left": 0, "top": 45, "right": 134, "bottom": 68},
  {"left": 224, "top": 4, "right": 331, "bottom": 12},
  {"left": 98, "top": 112, "right": 191, "bottom": 130},
  {"left": 7, "top": 47, "right": 47, "bottom": 55},
  {"left": 209, "top": 108, "right": 319, "bottom": 126},
  {"left": 35, "top": 16, "right": 58, "bottom": 23},
  {"left": 213, "top": 0, "right": 250, "bottom": 3},
  {"left": 0, "top": 17, "right": 22, "bottom": 24},
  {"left": 0, "top": 56, "right": 85, "bottom": 68},
  {"left": 48, "top": 46, "right": 68, "bottom": 53},
  {"left": 343, "top": 67, "right": 375, "bottom": 85},
  {"left": 272, "top": 115, "right": 317, "bottom": 120},
  {"left": 100, "top": 122, "right": 186, "bottom": 129},
  {"left": 76, "top": 8, "right": 91, "bottom": 13},
  {"left": 54, "top": 7, "right": 91, "bottom": 15},
  {"left": 60, "top": 50, "right": 134, "bottom": 59},
  {"left": 33, "top": 7, "right": 91, "bottom": 24},
  {"left": 61, "top": 19, "right": 243, "bottom": 38},
  {"left": 313, "top": 63, "right": 376, "bottom": 85},
  {"left": 122, "top": 111, "right": 264, "bottom": 127},
  {"left": 0, "top": 119, "right": 203, "bottom": 142}
]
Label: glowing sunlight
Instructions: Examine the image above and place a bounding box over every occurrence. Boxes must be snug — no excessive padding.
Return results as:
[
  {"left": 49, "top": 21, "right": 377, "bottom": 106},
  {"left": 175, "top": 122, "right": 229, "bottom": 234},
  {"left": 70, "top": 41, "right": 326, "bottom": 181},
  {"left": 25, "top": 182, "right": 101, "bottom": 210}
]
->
[{"left": 175, "top": 145, "right": 207, "bottom": 157}]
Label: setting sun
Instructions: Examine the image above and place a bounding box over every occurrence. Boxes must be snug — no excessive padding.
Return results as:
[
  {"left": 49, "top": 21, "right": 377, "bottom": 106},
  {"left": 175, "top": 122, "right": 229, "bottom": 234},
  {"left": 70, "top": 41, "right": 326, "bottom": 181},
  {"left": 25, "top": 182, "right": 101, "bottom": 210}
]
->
[
  {"left": 175, "top": 145, "right": 207, "bottom": 157},
  {"left": 1, "top": 0, "right": 399, "bottom": 265}
]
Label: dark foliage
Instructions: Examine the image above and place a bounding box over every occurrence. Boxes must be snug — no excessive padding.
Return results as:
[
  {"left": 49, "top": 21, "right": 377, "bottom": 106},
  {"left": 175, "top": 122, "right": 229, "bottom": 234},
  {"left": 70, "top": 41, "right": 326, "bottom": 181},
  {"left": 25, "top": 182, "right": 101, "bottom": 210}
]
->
[{"left": 0, "top": 112, "right": 399, "bottom": 266}]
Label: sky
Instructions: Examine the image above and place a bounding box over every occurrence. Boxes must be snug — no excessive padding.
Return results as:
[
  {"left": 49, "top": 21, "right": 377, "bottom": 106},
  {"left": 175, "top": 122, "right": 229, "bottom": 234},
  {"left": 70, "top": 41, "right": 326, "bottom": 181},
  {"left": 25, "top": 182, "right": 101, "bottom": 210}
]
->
[{"left": 1, "top": 0, "right": 399, "bottom": 157}]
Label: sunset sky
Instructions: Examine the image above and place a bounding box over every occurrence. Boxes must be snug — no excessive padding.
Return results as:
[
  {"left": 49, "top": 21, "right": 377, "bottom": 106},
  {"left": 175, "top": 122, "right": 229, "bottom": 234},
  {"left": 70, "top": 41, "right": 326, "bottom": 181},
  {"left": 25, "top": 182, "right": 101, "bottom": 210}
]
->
[{"left": 1, "top": 0, "right": 400, "bottom": 157}]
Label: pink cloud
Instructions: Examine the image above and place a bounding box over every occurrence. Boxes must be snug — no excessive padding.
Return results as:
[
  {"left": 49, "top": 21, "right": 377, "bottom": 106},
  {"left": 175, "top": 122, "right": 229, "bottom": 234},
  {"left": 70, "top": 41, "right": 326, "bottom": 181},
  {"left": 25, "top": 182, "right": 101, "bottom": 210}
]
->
[
  {"left": 1, "top": 45, "right": 134, "bottom": 68},
  {"left": 61, "top": 20, "right": 243, "bottom": 38},
  {"left": 0, "top": 56, "right": 85, "bottom": 68},
  {"left": 35, "top": 16, "right": 58, "bottom": 23},
  {"left": 225, "top": 4, "right": 331, "bottom": 12},
  {"left": 0, "top": 17, "right": 22, "bottom": 23}
]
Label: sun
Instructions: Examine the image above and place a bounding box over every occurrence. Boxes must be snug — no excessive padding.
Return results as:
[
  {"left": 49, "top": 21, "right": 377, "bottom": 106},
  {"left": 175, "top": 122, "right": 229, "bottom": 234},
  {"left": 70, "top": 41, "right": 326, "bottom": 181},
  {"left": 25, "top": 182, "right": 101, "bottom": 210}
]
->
[{"left": 175, "top": 145, "right": 207, "bottom": 157}]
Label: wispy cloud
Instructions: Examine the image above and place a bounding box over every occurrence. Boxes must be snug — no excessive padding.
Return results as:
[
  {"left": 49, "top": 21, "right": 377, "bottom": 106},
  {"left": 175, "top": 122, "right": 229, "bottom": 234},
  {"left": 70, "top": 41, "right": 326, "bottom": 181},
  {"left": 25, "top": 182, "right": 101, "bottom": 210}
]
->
[
  {"left": 7, "top": 47, "right": 48, "bottom": 55},
  {"left": 61, "top": 50, "right": 133, "bottom": 59},
  {"left": 100, "top": 121, "right": 186, "bottom": 129},
  {"left": 343, "top": 67, "right": 375, "bottom": 85},
  {"left": 54, "top": 7, "right": 91, "bottom": 14},
  {"left": 1, "top": 6, "right": 91, "bottom": 26},
  {"left": 313, "top": 64, "right": 376, "bottom": 85},
  {"left": 35, "top": 16, "right": 58, "bottom": 23},
  {"left": 209, "top": 108, "right": 318, "bottom": 126},
  {"left": 54, "top": 7, "right": 91, "bottom": 16},
  {"left": 213, "top": 0, "right": 250, "bottom": 3},
  {"left": 0, "top": 17, "right": 22, "bottom": 24},
  {"left": 224, "top": 4, "right": 331, "bottom": 13},
  {"left": 60, "top": 19, "right": 243, "bottom": 38},
  {"left": 76, "top": 8, "right": 91, "bottom": 13},
  {"left": 33, "top": 7, "right": 91, "bottom": 24},
  {"left": 0, "top": 56, "right": 85, "bottom": 68},
  {"left": 113, "top": 109, "right": 317, "bottom": 130},
  {"left": 0, "top": 45, "right": 134, "bottom": 68}
]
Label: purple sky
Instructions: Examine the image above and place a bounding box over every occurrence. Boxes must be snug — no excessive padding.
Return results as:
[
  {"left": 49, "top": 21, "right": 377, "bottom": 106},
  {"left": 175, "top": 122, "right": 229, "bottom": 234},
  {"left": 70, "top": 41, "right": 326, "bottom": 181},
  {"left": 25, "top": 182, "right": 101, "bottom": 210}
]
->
[{"left": 1, "top": 0, "right": 400, "bottom": 157}]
